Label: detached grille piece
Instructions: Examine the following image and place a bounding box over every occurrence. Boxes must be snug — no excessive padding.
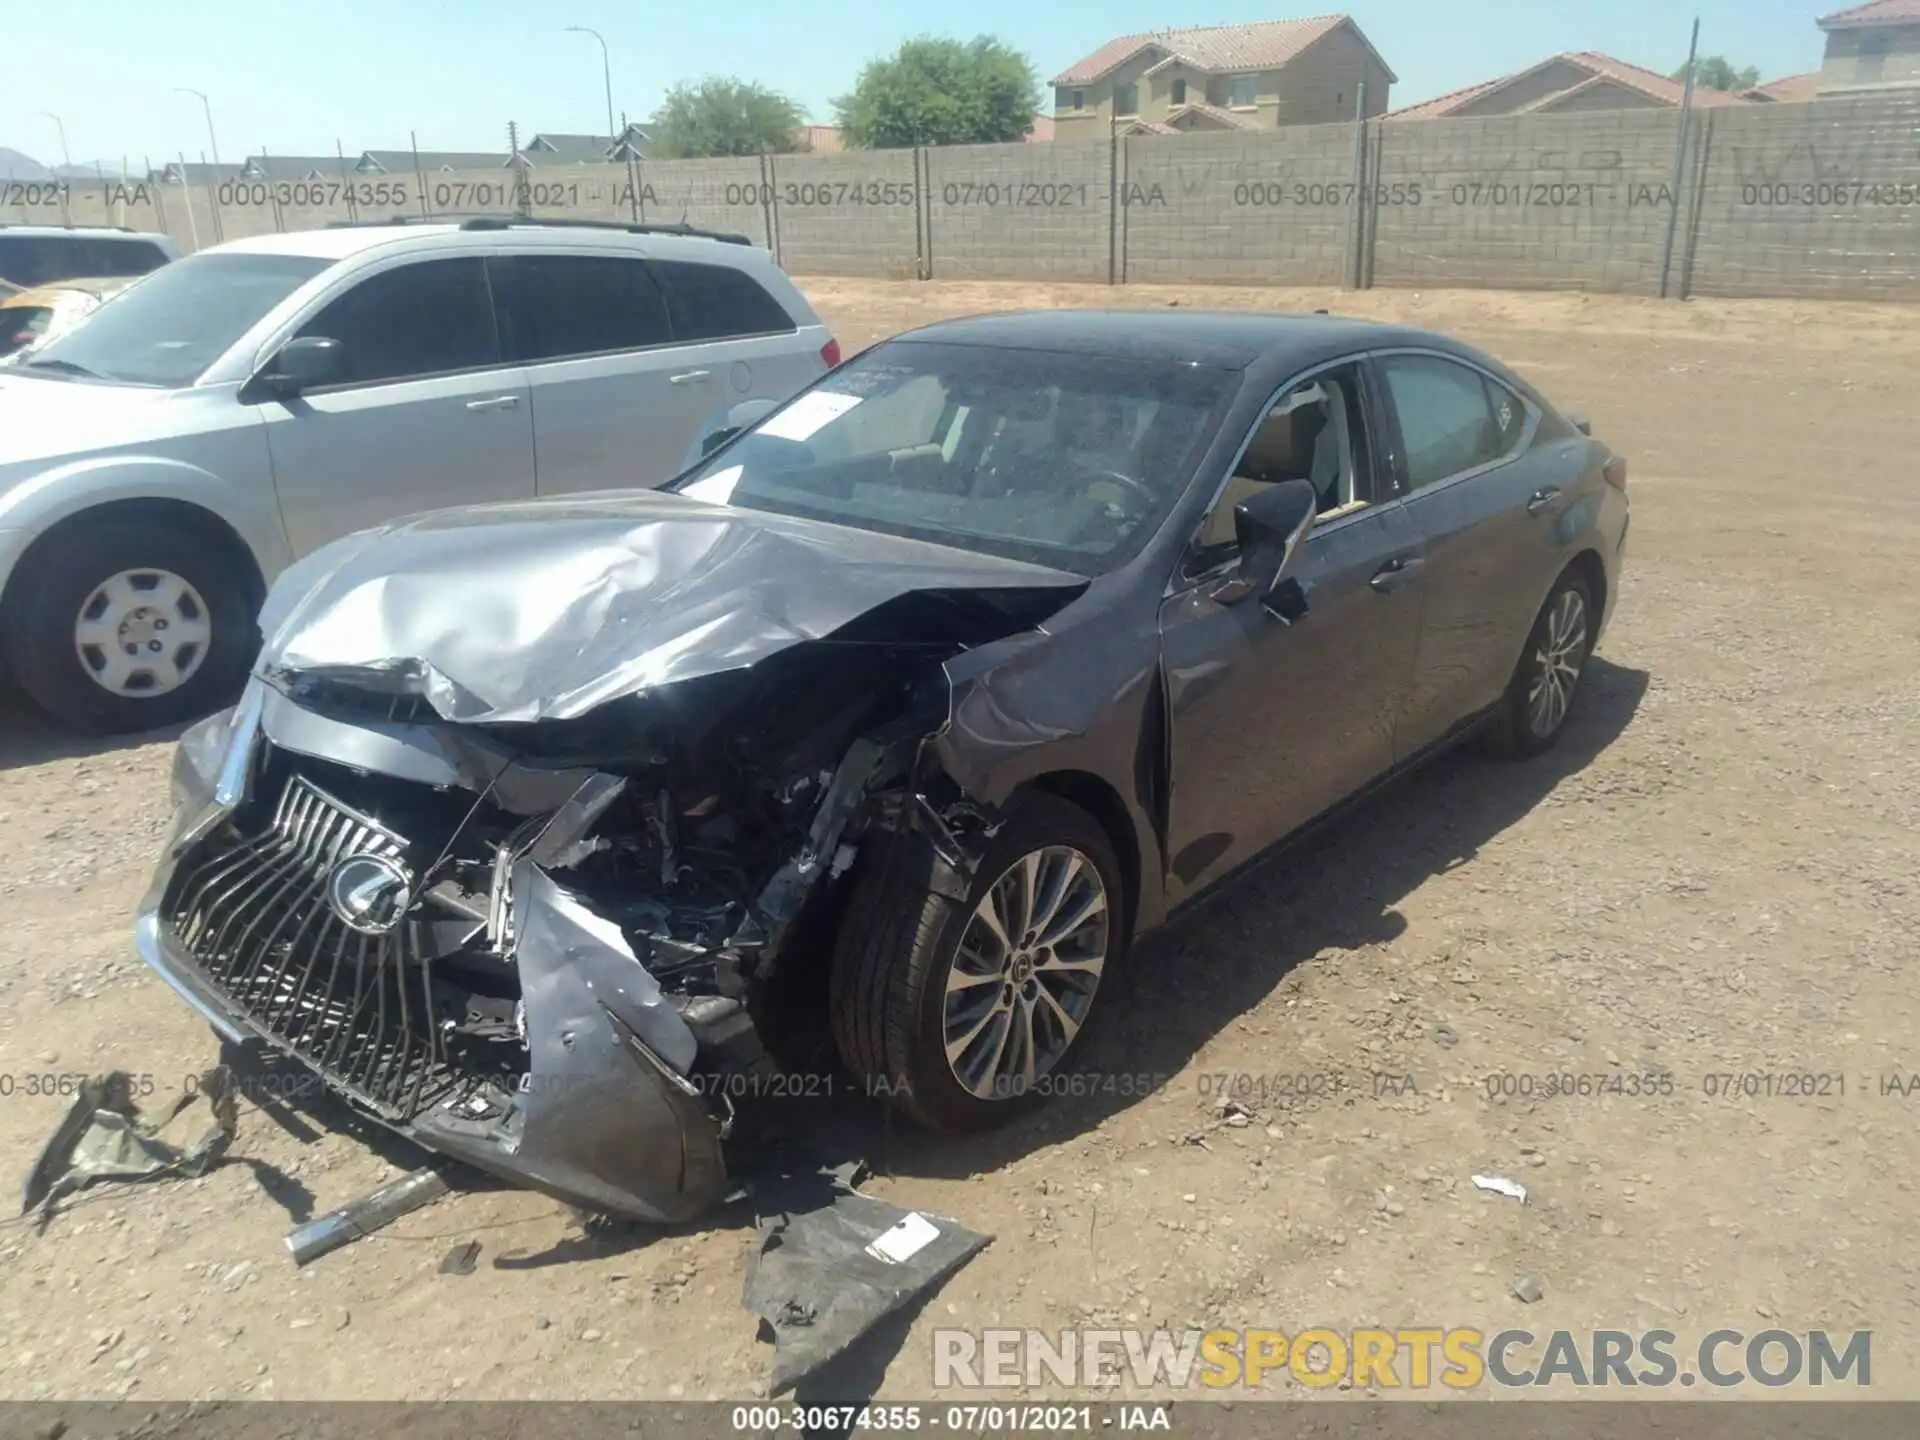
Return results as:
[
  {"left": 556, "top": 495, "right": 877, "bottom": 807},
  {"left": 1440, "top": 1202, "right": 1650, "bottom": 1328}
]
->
[{"left": 163, "top": 774, "right": 471, "bottom": 1121}]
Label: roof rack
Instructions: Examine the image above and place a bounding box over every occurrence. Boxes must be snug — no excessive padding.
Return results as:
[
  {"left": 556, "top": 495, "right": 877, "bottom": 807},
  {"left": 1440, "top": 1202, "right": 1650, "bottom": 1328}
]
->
[
  {"left": 0, "top": 221, "right": 140, "bottom": 234},
  {"left": 322, "top": 213, "right": 753, "bottom": 246}
]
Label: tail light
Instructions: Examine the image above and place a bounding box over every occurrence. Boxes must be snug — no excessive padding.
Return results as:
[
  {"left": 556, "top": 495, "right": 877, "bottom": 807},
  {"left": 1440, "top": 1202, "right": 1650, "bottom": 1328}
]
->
[
  {"left": 1603, "top": 456, "right": 1627, "bottom": 491},
  {"left": 820, "top": 337, "right": 842, "bottom": 368}
]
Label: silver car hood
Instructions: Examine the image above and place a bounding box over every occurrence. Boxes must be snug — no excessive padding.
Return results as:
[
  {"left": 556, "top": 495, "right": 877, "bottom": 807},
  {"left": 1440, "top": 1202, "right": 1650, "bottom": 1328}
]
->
[{"left": 255, "top": 490, "right": 1089, "bottom": 724}]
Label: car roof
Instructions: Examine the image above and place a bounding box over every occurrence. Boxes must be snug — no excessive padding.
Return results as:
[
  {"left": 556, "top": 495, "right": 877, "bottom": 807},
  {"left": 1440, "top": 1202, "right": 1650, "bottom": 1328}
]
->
[
  {"left": 205, "top": 222, "right": 775, "bottom": 267},
  {"left": 889, "top": 309, "right": 1453, "bottom": 370},
  {"left": 0, "top": 225, "right": 174, "bottom": 243}
]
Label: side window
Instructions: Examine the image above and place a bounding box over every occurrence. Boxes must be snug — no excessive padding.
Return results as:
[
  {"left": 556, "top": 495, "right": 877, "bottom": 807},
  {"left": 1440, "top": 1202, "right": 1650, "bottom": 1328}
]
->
[
  {"left": 1485, "top": 374, "right": 1526, "bottom": 455},
  {"left": 649, "top": 259, "right": 796, "bottom": 343},
  {"left": 0, "top": 237, "right": 68, "bottom": 287},
  {"left": 294, "top": 257, "right": 499, "bottom": 385},
  {"left": 1378, "top": 354, "right": 1508, "bottom": 492},
  {"left": 1192, "top": 364, "right": 1370, "bottom": 568},
  {"left": 493, "top": 254, "right": 672, "bottom": 363},
  {"left": 80, "top": 239, "right": 168, "bottom": 278}
]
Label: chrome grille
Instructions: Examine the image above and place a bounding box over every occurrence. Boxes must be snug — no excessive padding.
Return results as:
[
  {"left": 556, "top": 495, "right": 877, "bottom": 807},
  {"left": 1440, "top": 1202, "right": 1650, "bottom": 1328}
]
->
[{"left": 162, "top": 774, "right": 473, "bottom": 1121}]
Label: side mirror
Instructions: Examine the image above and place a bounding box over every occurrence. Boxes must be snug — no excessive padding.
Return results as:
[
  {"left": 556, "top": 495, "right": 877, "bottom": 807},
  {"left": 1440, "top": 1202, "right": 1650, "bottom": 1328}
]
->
[
  {"left": 261, "top": 335, "right": 345, "bottom": 396},
  {"left": 1232, "top": 479, "right": 1318, "bottom": 612}
]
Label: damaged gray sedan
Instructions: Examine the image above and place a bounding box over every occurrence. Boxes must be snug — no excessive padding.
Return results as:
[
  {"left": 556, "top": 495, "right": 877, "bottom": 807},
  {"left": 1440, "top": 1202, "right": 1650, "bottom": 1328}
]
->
[{"left": 135, "top": 310, "right": 1629, "bottom": 1224}]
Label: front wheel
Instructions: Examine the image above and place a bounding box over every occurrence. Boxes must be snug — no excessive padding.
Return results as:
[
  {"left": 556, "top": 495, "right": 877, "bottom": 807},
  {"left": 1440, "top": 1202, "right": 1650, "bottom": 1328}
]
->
[
  {"left": 1484, "top": 569, "right": 1594, "bottom": 758},
  {"left": 829, "top": 793, "right": 1125, "bottom": 1133},
  {"left": 4, "top": 516, "right": 256, "bottom": 735}
]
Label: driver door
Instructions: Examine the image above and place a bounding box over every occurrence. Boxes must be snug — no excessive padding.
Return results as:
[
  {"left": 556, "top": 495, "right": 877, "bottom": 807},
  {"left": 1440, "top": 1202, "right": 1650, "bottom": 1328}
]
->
[{"left": 1156, "top": 359, "right": 1428, "bottom": 906}]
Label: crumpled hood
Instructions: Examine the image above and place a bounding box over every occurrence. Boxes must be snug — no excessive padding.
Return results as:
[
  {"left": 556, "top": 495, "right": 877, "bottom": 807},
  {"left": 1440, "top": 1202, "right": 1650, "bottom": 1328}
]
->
[{"left": 257, "top": 490, "right": 1089, "bottom": 724}]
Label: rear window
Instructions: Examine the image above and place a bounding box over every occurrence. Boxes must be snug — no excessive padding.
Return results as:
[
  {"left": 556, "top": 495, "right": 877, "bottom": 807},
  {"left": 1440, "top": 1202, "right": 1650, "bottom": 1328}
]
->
[
  {"left": 0, "top": 236, "right": 72, "bottom": 287},
  {"left": 0, "top": 234, "right": 168, "bottom": 286},
  {"left": 79, "top": 238, "right": 170, "bottom": 278},
  {"left": 649, "top": 259, "right": 796, "bottom": 343}
]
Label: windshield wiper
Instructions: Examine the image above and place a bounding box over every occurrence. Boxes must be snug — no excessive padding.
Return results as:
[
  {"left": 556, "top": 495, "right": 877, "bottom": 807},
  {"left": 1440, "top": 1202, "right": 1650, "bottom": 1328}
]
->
[{"left": 24, "top": 357, "right": 102, "bottom": 379}]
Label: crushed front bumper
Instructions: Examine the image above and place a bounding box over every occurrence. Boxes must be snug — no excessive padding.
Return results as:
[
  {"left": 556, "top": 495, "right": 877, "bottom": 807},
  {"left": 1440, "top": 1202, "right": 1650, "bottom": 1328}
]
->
[{"left": 134, "top": 687, "right": 730, "bottom": 1225}]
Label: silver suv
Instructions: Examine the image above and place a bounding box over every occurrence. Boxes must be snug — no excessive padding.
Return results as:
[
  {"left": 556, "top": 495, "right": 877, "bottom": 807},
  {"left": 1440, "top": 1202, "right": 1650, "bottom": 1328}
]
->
[{"left": 0, "top": 217, "right": 838, "bottom": 733}]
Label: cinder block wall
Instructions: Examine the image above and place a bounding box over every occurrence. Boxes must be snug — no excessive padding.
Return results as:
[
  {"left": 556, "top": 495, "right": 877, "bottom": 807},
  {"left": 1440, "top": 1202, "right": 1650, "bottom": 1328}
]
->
[{"left": 6, "top": 96, "right": 1915, "bottom": 302}]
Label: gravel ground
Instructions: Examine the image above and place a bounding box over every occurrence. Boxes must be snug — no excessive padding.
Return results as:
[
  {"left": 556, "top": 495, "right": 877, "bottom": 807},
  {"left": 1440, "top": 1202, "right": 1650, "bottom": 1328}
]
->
[{"left": 0, "top": 279, "right": 1914, "bottom": 1404}]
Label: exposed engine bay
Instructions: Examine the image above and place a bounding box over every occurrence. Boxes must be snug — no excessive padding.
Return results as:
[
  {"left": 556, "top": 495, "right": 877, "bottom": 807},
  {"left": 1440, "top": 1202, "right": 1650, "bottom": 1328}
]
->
[{"left": 138, "top": 509, "right": 1087, "bottom": 1223}]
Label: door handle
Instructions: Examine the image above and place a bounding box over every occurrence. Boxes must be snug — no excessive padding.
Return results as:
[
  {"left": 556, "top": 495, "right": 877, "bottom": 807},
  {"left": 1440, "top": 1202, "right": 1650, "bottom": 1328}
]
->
[
  {"left": 669, "top": 369, "right": 712, "bottom": 385},
  {"left": 1370, "top": 555, "right": 1424, "bottom": 593},
  {"left": 1526, "top": 486, "right": 1562, "bottom": 514},
  {"left": 465, "top": 395, "right": 520, "bottom": 412}
]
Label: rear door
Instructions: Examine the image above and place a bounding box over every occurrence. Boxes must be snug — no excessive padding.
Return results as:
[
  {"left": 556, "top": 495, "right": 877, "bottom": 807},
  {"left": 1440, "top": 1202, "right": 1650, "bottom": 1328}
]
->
[
  {"left": 491, "top": 249, "right": 824, "bottom": 496},
  {"left": 1375, "top": 349, "right": 1575, "bottom": 756},
  {"left": 648, "top": 256, "right": 825, "bottom": 424},
  {"left": 1157, "top": 359, "right": 1427, "bottom": 906},
  {"left": 488, "top": 249, "right": 701, "bottom": 495},
  {"left": 258, "top": 254, "right": 535, "bottom": 555}
]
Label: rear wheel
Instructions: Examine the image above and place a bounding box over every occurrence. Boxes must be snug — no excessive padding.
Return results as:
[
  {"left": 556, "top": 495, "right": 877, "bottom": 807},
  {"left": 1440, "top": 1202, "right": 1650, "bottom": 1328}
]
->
[
  {"left": 1484, "top": 569, "right": 1594, "bottom": 758},
  {"left": 4, "top": 516, "right": 255, "bottom": 735},
  {"left": 830, "top": 793, "right": 1124, "bottom": 1134}
]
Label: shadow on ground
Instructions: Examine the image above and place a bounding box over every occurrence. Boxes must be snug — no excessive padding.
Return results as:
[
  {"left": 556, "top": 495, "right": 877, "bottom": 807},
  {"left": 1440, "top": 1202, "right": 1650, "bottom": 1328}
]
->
[
  {"left": 779, "top": 655, "right": 1652, "bottom": 1187},
  {"left": 0, "top": 693, "right": 191, "bottom": 773}
]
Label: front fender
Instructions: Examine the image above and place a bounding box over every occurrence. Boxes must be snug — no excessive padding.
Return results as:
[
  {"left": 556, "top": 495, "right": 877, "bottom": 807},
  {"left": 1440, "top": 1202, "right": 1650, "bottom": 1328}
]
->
[{"left": 0, "top": 455, "right": 292, "bottom": 597}]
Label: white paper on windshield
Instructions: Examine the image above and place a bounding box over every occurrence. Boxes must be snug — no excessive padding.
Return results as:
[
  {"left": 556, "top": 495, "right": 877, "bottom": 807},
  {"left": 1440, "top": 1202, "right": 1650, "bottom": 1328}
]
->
[
  {"left": 680, "top": 464, "right": 743, "bottom": 505},
  {"left": 758, "top": 390, "right": 862, "bottom": 442}
]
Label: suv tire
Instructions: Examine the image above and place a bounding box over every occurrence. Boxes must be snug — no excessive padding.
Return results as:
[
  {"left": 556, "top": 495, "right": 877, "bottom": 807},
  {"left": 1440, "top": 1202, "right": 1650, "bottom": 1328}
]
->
[{"left": 5, "top": 516, "right": 255, "bottom": 735}]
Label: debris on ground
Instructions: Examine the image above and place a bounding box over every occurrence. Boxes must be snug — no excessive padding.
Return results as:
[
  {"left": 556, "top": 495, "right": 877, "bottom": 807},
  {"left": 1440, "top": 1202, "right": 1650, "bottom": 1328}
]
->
[
  {"left": 743, "top": 1159, "right": 992, "bottom": 1396},
  {"left": 20, "top": 1067, "right": 237, "bottom": 1226},
  {"left": 1471, "top": 1174, "right": 1529, "bottom": 1204},
  {"left": 439, "top": 1240, "right": 482, "bottom": 1276},
  {"left": 285, "top": 1167, "right": 451, "bottom": 1267},
  {"left": 1512, "top": 1273, "right": 1547, "bottom": 1304}
]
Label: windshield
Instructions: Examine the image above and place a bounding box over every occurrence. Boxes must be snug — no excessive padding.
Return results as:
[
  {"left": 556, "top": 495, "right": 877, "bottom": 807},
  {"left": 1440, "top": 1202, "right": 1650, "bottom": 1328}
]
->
[
  {"left": 24, "top": 252, "right": 330, "bottom": 387},
  {"left": 669, "top": 339, "right": 1239, "bottom": 576}
]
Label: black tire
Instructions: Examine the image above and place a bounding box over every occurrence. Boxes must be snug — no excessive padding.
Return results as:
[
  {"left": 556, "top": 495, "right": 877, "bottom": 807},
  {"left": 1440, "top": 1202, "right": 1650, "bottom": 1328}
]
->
[
  {"left": 3, "top": 515, "right": 255, "bottom": 736},
  {"left": 830, "top": 792, "right": 1126, "bottom": 1134},
  {"left": 1483, "top": 568, "right": 1595, "bottom": 759}
]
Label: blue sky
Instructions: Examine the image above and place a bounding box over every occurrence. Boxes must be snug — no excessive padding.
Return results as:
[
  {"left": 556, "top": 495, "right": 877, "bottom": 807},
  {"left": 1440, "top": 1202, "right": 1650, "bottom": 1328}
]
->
[{"left": 4, "top": 0, "right": 1835, "bottom": 167}]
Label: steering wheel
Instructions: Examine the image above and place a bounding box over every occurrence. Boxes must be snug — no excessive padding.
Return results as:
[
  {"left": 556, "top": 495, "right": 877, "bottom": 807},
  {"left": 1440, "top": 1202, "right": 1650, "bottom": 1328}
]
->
[{"left": 1066, "top": 461, "right": 1158, "bottom": 511}]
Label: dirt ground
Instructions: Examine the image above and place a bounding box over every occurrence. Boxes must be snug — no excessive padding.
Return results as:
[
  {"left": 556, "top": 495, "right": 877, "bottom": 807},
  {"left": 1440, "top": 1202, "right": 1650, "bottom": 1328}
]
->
[{"left": 0, "top": 277, "right": 1915, "bottom": 1405}]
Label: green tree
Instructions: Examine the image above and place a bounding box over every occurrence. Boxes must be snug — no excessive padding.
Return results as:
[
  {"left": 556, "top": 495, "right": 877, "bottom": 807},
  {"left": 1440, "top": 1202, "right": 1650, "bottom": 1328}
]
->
[
  {"left": 650, "top": 78, "right": 804, "bottom": 158},
  {"left": 1671, "top": 55, "right": 1763, "bottom": 92},
  {"left": 834, "top": 36, "right": 1040, "bottom": 149}
]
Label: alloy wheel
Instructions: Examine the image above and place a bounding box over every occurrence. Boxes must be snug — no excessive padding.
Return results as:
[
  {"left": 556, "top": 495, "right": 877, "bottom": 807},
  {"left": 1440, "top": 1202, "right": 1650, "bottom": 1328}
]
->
[
  {"left": 1526, "top": 587, "right": 1588, "bottom": 739},
  {"left": 942, "top": 845, "right": 1110, "bottom": 1101}
]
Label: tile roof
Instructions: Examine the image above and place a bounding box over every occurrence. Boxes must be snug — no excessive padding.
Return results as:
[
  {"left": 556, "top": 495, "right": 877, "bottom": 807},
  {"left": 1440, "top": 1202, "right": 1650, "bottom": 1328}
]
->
[
  {"left": 1744, "top": 72, "right": 1823, "bottom": 102},
  {"left": 1820, "top": 0, "right": 1920, "bottom": 28},
  {"left": 1168, "top": 101, "right": 1259, "bottom": 129},
  {"left": 1386, "top": 51, "right": 1754, "bottom": 119},
  {"left": 239, "top": 154, "right": 347, "bottom": 181},
  {"left": 521, "top": 134, "right": 622, "bottom": 163},
  {"left": 357, "top": 150, "right": 510, "bottom": 172},
  {"left": 1052, "top": 14, "right": 1395, "bottom": 87}
]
